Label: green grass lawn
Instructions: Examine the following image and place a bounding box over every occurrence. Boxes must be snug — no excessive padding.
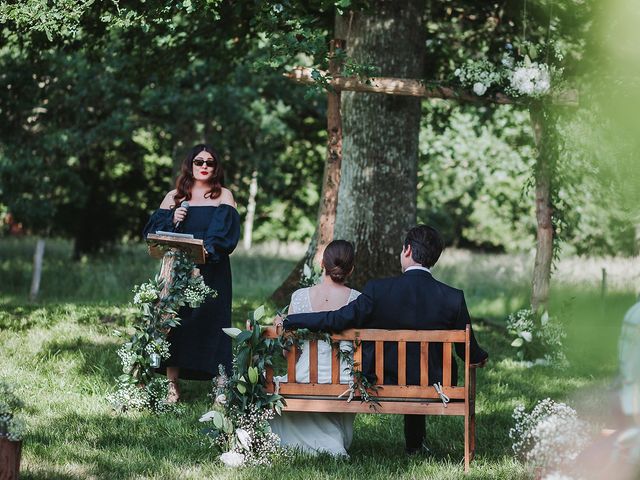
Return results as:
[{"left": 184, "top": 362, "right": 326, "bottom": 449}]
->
[{"left": 1, "top": 238, "right": 637, "bottom": 479}]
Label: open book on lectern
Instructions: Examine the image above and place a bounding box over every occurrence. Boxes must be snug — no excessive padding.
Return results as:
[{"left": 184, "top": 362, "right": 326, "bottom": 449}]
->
[{"left": 146, "top": 230, "right": 206, "bottom": 264}]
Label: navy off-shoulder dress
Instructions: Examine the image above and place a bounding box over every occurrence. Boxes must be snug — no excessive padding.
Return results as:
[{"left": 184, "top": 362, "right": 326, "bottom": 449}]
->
[{"left": 143, "top": 204, "right": 240, "bottom": 380}]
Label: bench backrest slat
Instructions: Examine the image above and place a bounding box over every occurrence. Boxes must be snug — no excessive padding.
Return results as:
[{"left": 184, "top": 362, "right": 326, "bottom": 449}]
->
[
  {"left": 287, "top": 343, "right": 297, "bottom": 383},
  {"left": 420, "top": 342, "right": 429, "bottom": 386},
  {"left": 375, "top": 341, "right": 384, "bottom": 385},
  {"left": 331, "top": 343, "right": 340, "bottom": 383},
  {"left": 442, "top": 342, "right": 452, "bottom": 387},
  {"left": 398, "top": 341, "right": 407, "bottom": 386},
  {"left": 309, "top": 340, "right": 319, "bottom": 383}
]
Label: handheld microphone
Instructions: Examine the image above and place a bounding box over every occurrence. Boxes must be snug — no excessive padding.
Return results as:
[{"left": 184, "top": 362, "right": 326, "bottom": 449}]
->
[{"left": 174, "top": 201, "right": 190, "bottom": 230}]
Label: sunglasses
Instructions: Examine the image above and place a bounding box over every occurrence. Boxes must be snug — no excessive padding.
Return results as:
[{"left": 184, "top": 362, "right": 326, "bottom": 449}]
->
[{"left": 193, "top": 159, "right": 215, "bottom": 167}]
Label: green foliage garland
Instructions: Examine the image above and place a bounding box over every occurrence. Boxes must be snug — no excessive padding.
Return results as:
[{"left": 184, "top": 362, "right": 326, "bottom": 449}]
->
[
  {"left": 108, "top": 249, "right": 216, "bottom": 413},
  {"left": 278, "top": 328, "right": 380, "bottom": 407}
]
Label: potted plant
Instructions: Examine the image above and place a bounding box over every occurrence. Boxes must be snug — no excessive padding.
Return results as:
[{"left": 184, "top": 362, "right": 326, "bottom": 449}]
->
[{"left": 0, "top": 381, "right": 26, "bottom": 480}]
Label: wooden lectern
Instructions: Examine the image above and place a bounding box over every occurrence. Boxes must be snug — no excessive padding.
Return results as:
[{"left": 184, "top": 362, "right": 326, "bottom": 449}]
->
[
  {"left": 146, "top": 232, "right": 206, "bottom": 265},
  {"left": 146, "top": 232, "right": 206, "bottom": 297}
]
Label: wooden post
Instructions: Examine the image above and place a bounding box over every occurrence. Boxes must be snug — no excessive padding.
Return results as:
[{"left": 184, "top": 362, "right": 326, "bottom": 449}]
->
[
  {"left": 270, "top": 38, "right": 346, "bottom": 304},
  {"left": 29, "top": 238, "right": 45, "bottom": 302},
  {"left": 313, "top": 38, "right": 346, "bottom": 265},
  {"left": 530, "top": 105, "right": 554, "bottom": 312}
]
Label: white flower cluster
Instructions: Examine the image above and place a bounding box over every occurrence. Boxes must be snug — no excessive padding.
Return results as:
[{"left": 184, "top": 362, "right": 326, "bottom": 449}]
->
[
  {"left": 117, "top": 344, "right": 137, "bottom": 373},
  {"left": 454, "top": 59, "right": 503, "bottom": 96},
  {"left": 107, "top": 378, "right": 183, "bottom": 414},
  {"left": 510, "top": 398, "right": 590, "bottom": 470},
  {"left": 0, "top": 381, "right": 26, "bottom": 441},
  {"left": 145, "top": 339, "right": 171, "bottom": 359},
  {"left": 454, "top": 44, "right": 561, "bottom": 99},
  {"left": 506, "top": 309, "right": 568, "bottom": 367},
  {"left": 0, "top": 415, "right": 26, "bottom": 442},
  {"left": 183, "top": 280, "right": 216, "bottom": 308},
  {"left": 203, "top": 402, "right": 286, "bottom": 468},
  {"left": 543, "top": 473, "right": 576, "bottom": 480},
  {"left": 508, "top": 61, "right": 552, "bottom": 98},
  {"left": 506, "top": 308, "right": 535, "bottom": 343},
  {"left": 107, "top": 381, "right": 149, "bottom": 412},
  {"left": 132, "top": 282, "right": 158, "bottom": 305}
]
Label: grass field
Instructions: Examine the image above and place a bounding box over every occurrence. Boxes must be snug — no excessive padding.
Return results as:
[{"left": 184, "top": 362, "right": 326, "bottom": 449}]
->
[{"left": 1, "top": 237, "right": 638, "bottom": 479}]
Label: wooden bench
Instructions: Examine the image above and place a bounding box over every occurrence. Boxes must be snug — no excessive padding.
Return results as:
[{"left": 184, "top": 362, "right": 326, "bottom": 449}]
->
[{"left": 262, "top": 325, "right": 477, "bottom": 472}]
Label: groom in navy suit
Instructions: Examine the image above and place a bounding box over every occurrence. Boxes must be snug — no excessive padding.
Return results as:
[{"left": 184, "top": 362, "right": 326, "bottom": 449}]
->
[{"left": 278, "top": 225, "right": 489, "bottom": 454}]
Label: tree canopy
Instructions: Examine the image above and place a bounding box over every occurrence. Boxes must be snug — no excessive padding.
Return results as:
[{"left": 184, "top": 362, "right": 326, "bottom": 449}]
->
[{"left": 0, "top": 0, "right": 636, "bottom": 257}]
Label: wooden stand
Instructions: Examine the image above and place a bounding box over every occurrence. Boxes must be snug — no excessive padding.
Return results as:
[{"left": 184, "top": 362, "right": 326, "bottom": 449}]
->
[
  {"left": 146, "top": 233, "right": 206, "bottom": 265},
  {"left": 146, "top": 233, "right": 206, "bottom": 298},
  {"left": 0, "top": 438, "right": 22, "bottom": 480}
]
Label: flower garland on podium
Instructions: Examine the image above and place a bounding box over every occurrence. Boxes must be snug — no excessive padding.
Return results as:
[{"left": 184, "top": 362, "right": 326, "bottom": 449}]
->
[{"left": 108, "top": 249, "right": 216, "bottom": 413}]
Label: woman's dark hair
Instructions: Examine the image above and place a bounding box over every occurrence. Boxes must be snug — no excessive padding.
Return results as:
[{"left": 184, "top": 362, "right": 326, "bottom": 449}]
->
[
  {"left": 322, "top": 240, "right": 355, "bottom": 284},
  {"left": 403, "top": 225, "right": 445, "bottom": 268},
  {"left": 174, "top": 144, "right": 224, "bottom": 208}
]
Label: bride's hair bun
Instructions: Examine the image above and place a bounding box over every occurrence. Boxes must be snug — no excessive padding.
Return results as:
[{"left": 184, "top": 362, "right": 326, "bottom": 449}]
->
[{"left": 322, "top": 240, "right": 355, "bottom": 284}]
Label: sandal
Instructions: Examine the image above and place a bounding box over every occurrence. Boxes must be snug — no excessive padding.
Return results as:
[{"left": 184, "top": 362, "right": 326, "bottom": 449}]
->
[{"left": 167, "top": 380, "right": 180, "bottom": 403}]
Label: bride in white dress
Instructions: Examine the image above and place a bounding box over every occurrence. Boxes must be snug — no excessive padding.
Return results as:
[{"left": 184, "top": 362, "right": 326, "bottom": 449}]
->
[{"left": 270, "top": 240, "right": 360, "bottom": 456}]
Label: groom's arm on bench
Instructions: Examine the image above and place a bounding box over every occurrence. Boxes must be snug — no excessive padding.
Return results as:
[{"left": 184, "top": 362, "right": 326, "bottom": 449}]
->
[
  {"left": 284, "top": 282, "right": 375, "bottom": 332},
  {"left": 454, "top": 292, "right": 489, "bottom": 366}
]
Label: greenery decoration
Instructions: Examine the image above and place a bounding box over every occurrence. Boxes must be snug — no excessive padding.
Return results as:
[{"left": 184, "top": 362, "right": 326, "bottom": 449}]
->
[
  {"left": 506, "top": 308, "right": 568, "bottom": 367},
  {"left": 0, "top": 381, "right": 26, "bottom": 442},
  {"left": 453, "top": 42, "right": 565, "bottom": 101},
  {"left": 108, "top": 249, "right": 216, "bottom": 413},
  {"left": 299, "top": 263, "right": 322, "bottom": 288},
  {"left": 200, "top": 304, "right": 379, "bottom": 467},
  {"left": 200, "top": 306, "right": 287, "bottom": 467},
  {"left": 279, "top": 328, "right": 380, "bottom": 407}
]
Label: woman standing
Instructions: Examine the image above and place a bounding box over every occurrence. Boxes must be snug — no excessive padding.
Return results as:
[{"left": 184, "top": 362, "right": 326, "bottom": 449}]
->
[{"left": 143, "top": 144, "right": 240, "bottom": 402}]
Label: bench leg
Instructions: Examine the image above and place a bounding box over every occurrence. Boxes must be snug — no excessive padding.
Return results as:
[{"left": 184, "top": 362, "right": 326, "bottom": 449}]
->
[
  {"left": 464, "top": 413, "right": 470, "bottom": 473},
  {"left": 470, "top": 411, "right": 476, "bottom": 461}
]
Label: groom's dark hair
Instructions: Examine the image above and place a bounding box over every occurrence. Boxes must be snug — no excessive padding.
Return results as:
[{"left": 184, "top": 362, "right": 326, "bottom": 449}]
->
[{"left": 403, "top": 225, "right": 444, "bottom": 268}]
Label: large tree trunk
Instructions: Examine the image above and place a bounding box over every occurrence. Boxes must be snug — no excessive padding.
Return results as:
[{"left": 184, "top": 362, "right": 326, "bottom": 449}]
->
[
  {"left": 333, "top": 0, "right": 425, "bottom": 288},
  {"left": 270, "top": 35, "right": 347, "bottom": 305},
  {"left": 530, "top": 105, "right": 554, "bottom": 312}
]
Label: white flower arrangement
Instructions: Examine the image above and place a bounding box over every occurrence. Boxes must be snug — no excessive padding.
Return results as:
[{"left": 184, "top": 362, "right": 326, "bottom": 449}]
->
[
  {"left": 107, "top": 377, "right": 182, "bottom": 415},
  {"left": 454, "top": 43, "right": 564, "bottom": 100},
  {"left": 110, "top": 250, "right": 216, "bottom": 414},
  {"left": 219, "top": 451, "right": 245, "bottom": 468},
  {"left": 202, "top": 400, "right": 284, "bottom": 468},
  {"left": 454, "top": 59, "right": 503, "bottom": 96},
  {"left": 543, "top": 472, "right": 577, "bottom": 480},
  {"left": 201, "top": 325, "right": 290, "bottom": 469},
  {"left": 183, "top": 279, "right": 216, "bottom": 308},
  {"left": 132, "top": 282, "right": 158, "bottom": 305},
  {"left": 510, "top": 398, "right": 590, "bottom": 471},
  {"left": 506, "top": 308, "right": 568, "bottom": 367},
  {"left": 508, "top": 60, "right": 552, "bottom": 98},
  {"left": 144, "top": 339, "right": 171, "bottom": 360},
  {"left": 0, "top": 382, "right": 27, "bottom": 443}
]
